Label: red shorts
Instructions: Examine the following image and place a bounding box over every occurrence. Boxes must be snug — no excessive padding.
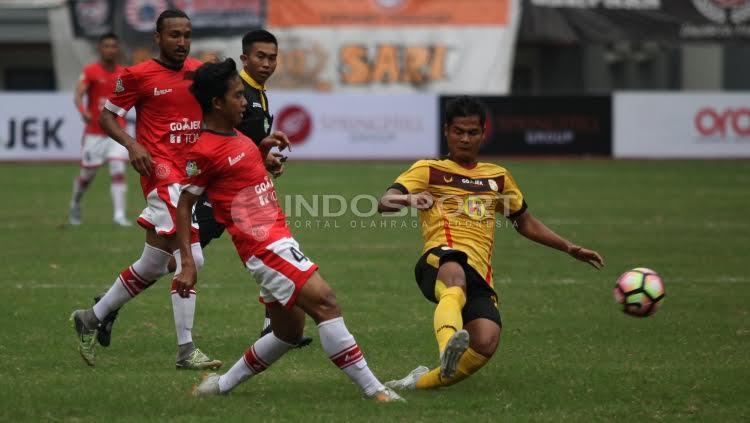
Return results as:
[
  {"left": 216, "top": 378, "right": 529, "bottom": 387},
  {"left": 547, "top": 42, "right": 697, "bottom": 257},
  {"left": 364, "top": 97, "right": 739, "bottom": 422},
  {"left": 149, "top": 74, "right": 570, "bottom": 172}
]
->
[{"left": 244, "top": 237, "right": 318, "bottom": 308}]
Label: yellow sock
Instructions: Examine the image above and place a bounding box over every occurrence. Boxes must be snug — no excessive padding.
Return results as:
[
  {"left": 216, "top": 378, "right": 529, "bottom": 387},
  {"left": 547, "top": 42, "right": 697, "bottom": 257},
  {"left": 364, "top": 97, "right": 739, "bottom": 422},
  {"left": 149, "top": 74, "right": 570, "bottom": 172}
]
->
[
  {"left": 415, "top": 348, "right": 489, "bottom": 389},
  {"left": 433, "top": 282, "right": 467, "bottom": 353}
]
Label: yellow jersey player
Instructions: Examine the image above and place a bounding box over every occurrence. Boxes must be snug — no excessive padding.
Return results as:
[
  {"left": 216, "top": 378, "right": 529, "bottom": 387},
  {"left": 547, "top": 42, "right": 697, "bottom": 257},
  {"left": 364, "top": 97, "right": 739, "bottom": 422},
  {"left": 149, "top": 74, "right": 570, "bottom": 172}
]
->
[{"left": 378, "top": 96, "right": 604, "bottom": 390}]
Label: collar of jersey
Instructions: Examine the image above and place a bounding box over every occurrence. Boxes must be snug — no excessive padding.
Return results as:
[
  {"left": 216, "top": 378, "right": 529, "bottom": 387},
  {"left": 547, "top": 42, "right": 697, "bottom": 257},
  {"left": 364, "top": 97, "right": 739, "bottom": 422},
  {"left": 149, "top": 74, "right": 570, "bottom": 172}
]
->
[{"left": 240, "top": 69, "right": 265, "bottom": 91}]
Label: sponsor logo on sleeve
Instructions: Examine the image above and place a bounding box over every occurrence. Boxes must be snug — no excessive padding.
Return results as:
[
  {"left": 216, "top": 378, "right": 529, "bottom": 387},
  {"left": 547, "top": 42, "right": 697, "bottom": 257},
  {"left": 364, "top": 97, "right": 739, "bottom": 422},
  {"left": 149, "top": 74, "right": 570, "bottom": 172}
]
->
[
  {"left": 228, "top": 152, "right": 246, "bottom": 166},
  {"left": 153, "top": 87, "right": 173, "bottom": 96}
]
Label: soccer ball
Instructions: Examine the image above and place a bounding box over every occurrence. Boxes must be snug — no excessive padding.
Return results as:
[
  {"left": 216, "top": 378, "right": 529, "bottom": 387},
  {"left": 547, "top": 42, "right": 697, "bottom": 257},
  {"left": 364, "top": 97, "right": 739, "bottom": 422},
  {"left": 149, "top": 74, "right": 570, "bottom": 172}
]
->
[{"left": 613, "top": 268, "right": 665, "bottom": 317}]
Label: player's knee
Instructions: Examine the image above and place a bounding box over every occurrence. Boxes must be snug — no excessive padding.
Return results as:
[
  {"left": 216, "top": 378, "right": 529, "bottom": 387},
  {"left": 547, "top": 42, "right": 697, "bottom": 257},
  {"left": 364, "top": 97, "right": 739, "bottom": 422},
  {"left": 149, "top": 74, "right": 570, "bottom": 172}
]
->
[
  {"left": 309, "top": 287, "right": 341, "bottom": 322},
  {"left": 471, "top": 329, "right": 500, "bottom": 358},
  {"left": 79, "top": 167, "right": 97, "bottom": 183},
  {"left": 437, "top": 261, "right": 467, "bottom": 291},
  {"left": 135, "top": 243, "right": 172, "bottom": 281},
  {"left": 109, "top": 160, "right": 126, "bottom": 179}
]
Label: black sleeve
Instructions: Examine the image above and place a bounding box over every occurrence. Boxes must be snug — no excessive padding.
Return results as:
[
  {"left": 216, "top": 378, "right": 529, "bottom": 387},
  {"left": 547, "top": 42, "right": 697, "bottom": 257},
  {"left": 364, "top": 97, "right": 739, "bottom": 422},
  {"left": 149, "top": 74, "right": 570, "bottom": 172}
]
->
[
  {"left": 508, "top": 200, "right": 528, "bottom": 219},
  {"left": 388, "top": 183, "right": 408, "bottom": 194}
]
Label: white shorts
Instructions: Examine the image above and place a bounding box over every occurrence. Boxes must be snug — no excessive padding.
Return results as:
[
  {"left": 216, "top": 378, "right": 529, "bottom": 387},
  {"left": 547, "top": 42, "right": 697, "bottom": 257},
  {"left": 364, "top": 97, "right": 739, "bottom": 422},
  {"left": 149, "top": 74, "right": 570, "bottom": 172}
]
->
[
  {"left": 137, "top": 184, "right": 199, "bottom": 237},
  {"left": 81, "top": 133, "right": 129, "bottom": 167},
  {"left": 245, "top": 237, "right": 319, "bottom": 309}
]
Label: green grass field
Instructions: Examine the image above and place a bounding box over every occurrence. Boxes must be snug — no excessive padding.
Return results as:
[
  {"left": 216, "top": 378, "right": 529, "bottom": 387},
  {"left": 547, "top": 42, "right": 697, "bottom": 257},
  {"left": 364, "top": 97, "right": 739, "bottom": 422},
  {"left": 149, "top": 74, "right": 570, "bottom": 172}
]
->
[{"left": 1, "top": 160, "right": 749, "bottom": 422}]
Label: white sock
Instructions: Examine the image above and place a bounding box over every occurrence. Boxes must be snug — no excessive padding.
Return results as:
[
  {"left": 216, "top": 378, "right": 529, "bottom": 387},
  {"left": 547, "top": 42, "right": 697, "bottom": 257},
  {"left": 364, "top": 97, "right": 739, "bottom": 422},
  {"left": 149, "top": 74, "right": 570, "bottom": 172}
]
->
[
  {"left": 262, "top": 317, "right": 271, "bottom": 332},
  {"left": 109, "top": 161, "right": 127, "bottom": 220},
  {"left": 318, "top": 317, "right": 384, "bottom": 396},
  {"left": 110, "top": 182, "right": 127, "bottom": 219},
  {"left": 93, "top": 243, "right": 171, "bottom": 320},
  {"left": 218, "top": 333, "right": 294, "bottom": 393},
  {"left": 171, "top": 244, "right": 204, "bottom": 346},
  {"left": 93, "top": 278, "right": 131, "bottom": 321}
]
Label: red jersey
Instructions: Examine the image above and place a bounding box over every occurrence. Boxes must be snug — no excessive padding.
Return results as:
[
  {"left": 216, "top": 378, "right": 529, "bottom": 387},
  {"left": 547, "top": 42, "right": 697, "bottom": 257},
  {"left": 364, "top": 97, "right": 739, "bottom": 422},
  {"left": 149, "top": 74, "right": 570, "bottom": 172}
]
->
[
  {"left": 80, "top": 62, "right": 125, "bottom": 135},
  {"left": 182, "top": 130, "right": 291, "bottom": 262},
  {"left": 104, "top": 58, "right": 203, "bottom": 195}
]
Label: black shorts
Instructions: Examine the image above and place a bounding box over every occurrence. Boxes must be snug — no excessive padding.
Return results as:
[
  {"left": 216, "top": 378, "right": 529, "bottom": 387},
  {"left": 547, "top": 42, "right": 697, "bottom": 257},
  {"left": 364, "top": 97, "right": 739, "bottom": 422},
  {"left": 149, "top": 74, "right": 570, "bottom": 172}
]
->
[
  {"left": 414, "top": 246, "right": 501, "bottom": 327},
  {"left": 193, "top": 193, "right": 225, "bottom": 248}
]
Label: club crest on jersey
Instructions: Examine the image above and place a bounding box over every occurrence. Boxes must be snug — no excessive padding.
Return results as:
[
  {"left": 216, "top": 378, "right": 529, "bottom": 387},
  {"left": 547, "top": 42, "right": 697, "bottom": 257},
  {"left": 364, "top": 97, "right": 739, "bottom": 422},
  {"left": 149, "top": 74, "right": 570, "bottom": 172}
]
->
[
  {"left": 186, "top": 161, "right": 201, "bottom": 177},
  {"left": 463, "top": 196, "right": 489, "bottom": 220},
  {"left": 114, "top": 78, "right": 124, "bottom": 93},
  {"left": 488, "top": 179, "right": 499, "bottom": 192},
  {"left": 155, "top": 163, "right": 171, "bottom": 179}
]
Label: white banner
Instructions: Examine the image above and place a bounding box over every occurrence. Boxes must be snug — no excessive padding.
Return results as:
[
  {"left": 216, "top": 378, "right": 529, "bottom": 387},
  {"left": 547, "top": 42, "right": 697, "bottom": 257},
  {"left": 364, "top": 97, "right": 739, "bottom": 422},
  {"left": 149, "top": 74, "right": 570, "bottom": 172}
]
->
[
  {"left": 0, "top": 92, "right": 436, "bottom": 161},
  {"left": 269, "top": 93, "right": 438, "bottom": 159},
  {"left": 267, "top": 0, "right": 520, "bottom": 94},
  {"left": 614, "top": 92, "right": 750, "bottom": 158},
  {"left": 268, "top": 26, "right": 519, "bottom": 94},
  {"left": 0, "top": 93, "right": 85, "bottom": 161}
]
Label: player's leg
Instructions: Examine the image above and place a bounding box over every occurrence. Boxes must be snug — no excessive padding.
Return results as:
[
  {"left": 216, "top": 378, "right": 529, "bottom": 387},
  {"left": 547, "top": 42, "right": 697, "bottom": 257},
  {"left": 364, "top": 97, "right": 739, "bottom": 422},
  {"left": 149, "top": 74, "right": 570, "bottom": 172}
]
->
[
  {"left": 433, "top": 261, "right": 469, "bottom": 374},
  {"left": 69, "top": 166, "right": 98, "bottom": 225},
  {"left": 413, "top": 318, "right": 499, "bottom": 389},
  {"left": 106, "top": 139, "right": 131, "bottom": 226},
  {"left": 170, "top": 239, "right": 221, "bottom": 370},
  {"left": 146, "top": 185, "right": 221, "bottom": 370},
  {"left": 69, "top": 134, "right": 105, "bottom": 225},
  {"left": 228, "top": 238, "right": 400, "bottom": 401},
  {"left": 195, "top": 304, "right": 305, "bottom": 396},
  {"left": 294, "top": 272, "right": 402, "bottom": 401},
  {"left": 412, "top": 249, "right": 471, "bottom": 378},
  {"left": 392, "top": 270, "right": 502, "bottom": 390},
  {"left": 71, "top": 228, "right": 172, "bottom": 366}
]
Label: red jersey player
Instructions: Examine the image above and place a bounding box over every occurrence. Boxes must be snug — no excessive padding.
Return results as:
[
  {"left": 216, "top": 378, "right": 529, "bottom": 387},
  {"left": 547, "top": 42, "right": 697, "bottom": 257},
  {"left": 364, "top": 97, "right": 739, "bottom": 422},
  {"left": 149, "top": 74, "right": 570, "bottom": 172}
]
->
[
  {"left": 68, "top": 33, "right": 131, "bottom": 227},
  {"left": 173, "top": 58, "right": 403, "bottom": 402},
  {"left": 70, "top": 10, "right": 221, "bottom": 371}
]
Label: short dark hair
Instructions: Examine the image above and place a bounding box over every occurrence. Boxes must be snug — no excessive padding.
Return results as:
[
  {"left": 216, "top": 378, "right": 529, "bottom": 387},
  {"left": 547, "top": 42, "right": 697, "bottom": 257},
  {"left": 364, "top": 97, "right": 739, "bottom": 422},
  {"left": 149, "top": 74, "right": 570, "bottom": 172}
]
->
[
  {"left": 242, "top": 29, "right": 277, "bottom": 54},
  {"left": 444, "top": 96, "right": 486, "bottom": 128},
  {"left": 98, "top": 32, "right": 118, "bottom": 43},
  {"left": 156, "top": 9, "right": 190, "bottom": 33},
  {"left": 190, "top": 58, "right": 239, "bottom": 114}
]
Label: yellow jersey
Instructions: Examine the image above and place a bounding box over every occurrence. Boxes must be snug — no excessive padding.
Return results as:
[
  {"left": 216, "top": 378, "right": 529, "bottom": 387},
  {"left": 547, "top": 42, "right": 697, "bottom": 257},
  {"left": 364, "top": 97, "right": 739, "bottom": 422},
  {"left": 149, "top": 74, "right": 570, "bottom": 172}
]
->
[{"left": 392, "top": 158, "right": 526, "bottom": 286}]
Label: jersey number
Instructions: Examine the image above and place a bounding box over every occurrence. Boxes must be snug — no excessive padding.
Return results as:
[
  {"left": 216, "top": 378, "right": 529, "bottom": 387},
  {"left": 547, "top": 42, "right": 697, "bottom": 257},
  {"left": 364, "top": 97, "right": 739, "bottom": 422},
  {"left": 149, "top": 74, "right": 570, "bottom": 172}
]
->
[{"left": 289, "top": 247, "right": 308, "bottom": 263}]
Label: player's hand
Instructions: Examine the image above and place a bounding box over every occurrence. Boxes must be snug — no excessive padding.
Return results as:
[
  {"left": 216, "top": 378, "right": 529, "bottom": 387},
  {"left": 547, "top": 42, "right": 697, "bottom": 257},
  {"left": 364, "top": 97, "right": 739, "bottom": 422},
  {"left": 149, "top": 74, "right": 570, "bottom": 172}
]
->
[
  {"left": 260, "top": 130, "right": 292, "bottom": 152},
  {"left": 568, "top": 245, "right": 604, "bottom": 269},
  {"left": 409, "top": 192, "right": 434, "bottom": 210},
  {"left": 80, "top": 110, "right": 92, "bottom": 124},
  {"left": 173, "top": 263, "right": 197, "bottom": 299},
  {"left": 127, "top": 142, "right": 154, "bottom": 177},
  {"left": 265, "top": 152, "right": 286, "bottom": 178}
]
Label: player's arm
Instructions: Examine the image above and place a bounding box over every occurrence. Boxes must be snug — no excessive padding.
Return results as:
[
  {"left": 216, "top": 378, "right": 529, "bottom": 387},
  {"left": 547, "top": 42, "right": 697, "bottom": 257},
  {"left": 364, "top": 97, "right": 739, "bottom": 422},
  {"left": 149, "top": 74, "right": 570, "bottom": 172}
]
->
[
  {"left": 377, "top": 162, "right": 432, "bottom": 213},
  {"left": 510, "top": 210, "right": 604, "bottom": 269},
  {"left": 74, "top": 77, "right": 91, "bottom": 123},
  {"left": 99, "top": 109, "right": 153, "bottom": 177},
  {"left": 172, "top": 189, "right": 201, "bottom": 298},
  {"left": 101, "top": 69, "right": 154, "bottom": 176},
  {"left": 259, "top": 130, "right": 291, "bottom": 157},
  {"left": 377, "top": 188, "right": 434, "bottom": 213}
]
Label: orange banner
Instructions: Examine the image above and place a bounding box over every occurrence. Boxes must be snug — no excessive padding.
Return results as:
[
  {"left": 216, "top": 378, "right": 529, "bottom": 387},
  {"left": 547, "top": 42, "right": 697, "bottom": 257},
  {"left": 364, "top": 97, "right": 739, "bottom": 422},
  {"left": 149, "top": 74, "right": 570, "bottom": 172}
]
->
[{"left": 268, "top": 0, "right": 509, "bottom": 27}]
